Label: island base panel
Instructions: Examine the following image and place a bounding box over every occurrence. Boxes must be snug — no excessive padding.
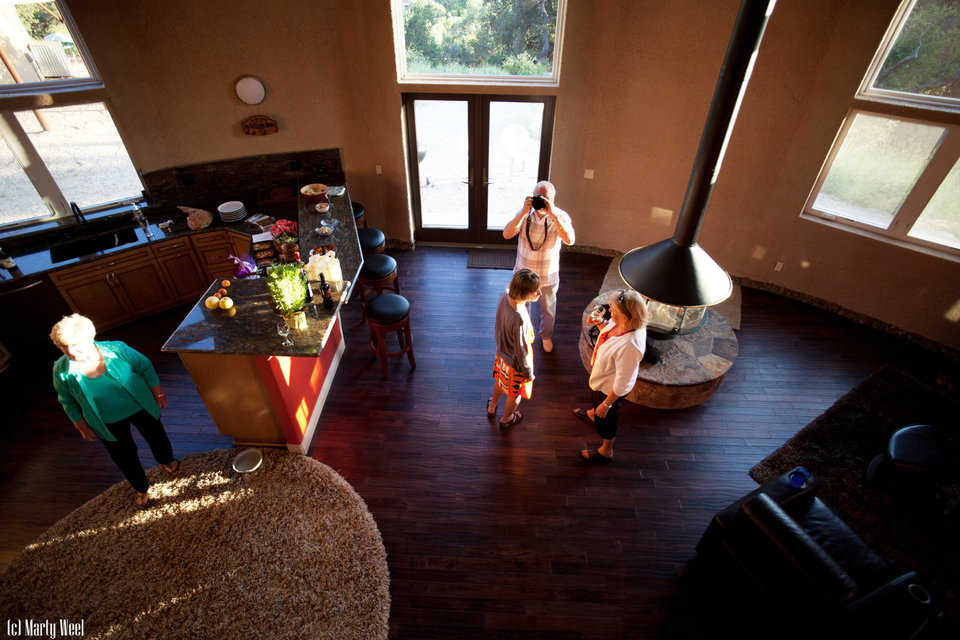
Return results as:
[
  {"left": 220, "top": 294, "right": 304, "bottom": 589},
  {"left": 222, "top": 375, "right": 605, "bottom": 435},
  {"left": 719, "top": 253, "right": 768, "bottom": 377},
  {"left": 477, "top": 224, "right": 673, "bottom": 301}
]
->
[{"left": 179, "top": 352, "right": 286, "bottom": 445}]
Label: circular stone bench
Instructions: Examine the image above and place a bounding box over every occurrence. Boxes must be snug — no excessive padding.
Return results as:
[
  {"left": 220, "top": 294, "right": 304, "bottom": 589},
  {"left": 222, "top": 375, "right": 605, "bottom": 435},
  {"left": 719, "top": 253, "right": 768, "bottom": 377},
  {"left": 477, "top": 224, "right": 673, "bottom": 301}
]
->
[{"left": 578, "top": 293, "right": 738, "bottom": 409}]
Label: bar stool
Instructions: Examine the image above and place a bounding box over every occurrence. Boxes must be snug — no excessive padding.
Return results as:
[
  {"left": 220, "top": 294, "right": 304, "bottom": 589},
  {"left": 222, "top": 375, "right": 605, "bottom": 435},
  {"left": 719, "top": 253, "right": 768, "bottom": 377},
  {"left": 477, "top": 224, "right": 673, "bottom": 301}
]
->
[
  {"left": 366, "top": 292, "right": 416, "bottom": 376},
  {"left": 352, "top": 201, "right": 368, "bottom": 228},
  {"left": 358, "top": 227, "right": 385, "bottom": 255},
  {"left": 357, "top": 253, "right": 400, "bottom": 320}
]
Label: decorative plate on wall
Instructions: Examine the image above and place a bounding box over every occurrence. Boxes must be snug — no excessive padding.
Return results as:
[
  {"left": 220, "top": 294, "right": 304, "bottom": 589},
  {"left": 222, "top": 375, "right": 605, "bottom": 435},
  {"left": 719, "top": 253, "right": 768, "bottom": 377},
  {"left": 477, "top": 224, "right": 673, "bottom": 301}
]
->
[{"left": 235, "top": 75, "right": 266, "bottom": 105}]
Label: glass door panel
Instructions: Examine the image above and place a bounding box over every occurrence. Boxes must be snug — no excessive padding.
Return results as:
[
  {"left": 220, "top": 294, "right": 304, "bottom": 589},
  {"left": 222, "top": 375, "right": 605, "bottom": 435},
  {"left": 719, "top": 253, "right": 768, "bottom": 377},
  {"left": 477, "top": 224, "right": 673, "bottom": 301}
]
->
[
  {"left": 486, "top": 101, "right": 544, "bottom": 230},
  {"left": 413, "top": 99, "right": 469, "bottom": 229}
]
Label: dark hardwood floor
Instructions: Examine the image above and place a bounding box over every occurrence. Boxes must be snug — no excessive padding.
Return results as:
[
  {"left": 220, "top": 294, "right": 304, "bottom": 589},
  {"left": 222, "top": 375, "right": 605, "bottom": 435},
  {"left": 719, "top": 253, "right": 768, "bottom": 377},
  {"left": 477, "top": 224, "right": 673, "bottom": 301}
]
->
[{"left": 1, "top": 247, "right": 954, "bottom": 638}]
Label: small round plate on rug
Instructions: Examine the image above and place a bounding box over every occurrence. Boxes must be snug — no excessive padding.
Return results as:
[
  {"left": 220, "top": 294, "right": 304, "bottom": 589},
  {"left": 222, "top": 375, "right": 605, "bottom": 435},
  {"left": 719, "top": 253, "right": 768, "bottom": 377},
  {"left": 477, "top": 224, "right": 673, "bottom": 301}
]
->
[{"left": 0, "top": 449, "right": 390, "bottom": 640}]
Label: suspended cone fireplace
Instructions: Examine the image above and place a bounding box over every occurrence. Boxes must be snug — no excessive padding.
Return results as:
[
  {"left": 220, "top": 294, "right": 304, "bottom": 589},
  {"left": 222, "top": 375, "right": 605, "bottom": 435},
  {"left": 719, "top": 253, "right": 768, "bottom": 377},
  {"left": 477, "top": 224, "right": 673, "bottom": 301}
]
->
[{"left": 619, "top": 0, "right": 776, "bottom": 338}]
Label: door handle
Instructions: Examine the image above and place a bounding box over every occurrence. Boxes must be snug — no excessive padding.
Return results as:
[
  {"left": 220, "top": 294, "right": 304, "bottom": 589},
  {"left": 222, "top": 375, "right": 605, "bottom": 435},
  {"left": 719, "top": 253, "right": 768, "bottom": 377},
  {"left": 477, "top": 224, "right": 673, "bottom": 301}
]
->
[
  {"left": 461, "top": 168, "right": 473, "bottom": 186},
  {"left": 482, "top": 168, "right": 493, "bottom": 186}
]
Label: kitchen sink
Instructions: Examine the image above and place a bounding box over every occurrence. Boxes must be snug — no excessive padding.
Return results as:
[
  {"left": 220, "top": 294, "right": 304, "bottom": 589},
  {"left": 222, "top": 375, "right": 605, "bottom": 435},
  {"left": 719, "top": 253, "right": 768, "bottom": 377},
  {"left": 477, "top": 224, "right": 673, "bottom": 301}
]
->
[{"left": 49, "top": 226, "right": 140, "bottom": 263}]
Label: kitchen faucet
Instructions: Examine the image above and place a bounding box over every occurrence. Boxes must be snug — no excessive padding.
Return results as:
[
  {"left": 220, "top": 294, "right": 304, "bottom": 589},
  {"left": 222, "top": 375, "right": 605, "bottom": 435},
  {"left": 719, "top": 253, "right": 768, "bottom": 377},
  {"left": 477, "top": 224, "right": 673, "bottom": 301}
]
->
[{"left": 130, "top": 202, "right": 153, "bottom": 239}]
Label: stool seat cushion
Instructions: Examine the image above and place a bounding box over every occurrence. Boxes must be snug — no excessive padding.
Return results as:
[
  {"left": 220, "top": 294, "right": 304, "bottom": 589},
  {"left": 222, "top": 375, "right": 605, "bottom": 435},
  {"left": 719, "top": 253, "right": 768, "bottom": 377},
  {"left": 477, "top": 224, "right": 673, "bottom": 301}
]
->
[
  {"left": 352, "top": 201, "right": 366, "bottom": 220},
  {"left": 367, "top": 293, "right": 410, "bottom": 324},
  {"left": 888, "top": 424, "right": 945, "bottom": 469},
  {"left": 358, "top": 227, "right": 385, "bottom": 251},
  {"left": 361, "top": 254, "right": 397, "bottom": 280}
]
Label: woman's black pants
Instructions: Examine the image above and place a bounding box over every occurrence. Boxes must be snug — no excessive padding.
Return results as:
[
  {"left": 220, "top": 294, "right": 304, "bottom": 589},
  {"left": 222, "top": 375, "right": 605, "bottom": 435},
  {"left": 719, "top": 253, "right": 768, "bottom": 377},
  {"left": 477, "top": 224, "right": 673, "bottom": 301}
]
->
[
  {"left": 100, "top": 410, "right": 174, "bottom": 494},
  {"left": 591, "top": 390, "right": 624, "bottom": 440}
]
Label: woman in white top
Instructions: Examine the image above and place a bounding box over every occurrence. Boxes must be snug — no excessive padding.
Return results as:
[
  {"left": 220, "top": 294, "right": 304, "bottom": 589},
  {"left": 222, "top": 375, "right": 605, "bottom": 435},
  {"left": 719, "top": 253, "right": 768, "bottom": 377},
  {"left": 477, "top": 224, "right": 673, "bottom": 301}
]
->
[{"left": 573, "top": 289, "right": 648, "bottom": 462}]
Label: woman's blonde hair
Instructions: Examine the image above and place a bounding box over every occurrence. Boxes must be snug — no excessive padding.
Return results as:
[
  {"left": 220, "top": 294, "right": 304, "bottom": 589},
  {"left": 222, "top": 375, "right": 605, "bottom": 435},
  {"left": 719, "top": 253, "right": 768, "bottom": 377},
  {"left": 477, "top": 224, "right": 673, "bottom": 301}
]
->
[
  {"left": 612, "top": 289, "right": 649, "bottom": 331},
  {"left": 50, "top": 313, "right": 96, "bottom": 348}
]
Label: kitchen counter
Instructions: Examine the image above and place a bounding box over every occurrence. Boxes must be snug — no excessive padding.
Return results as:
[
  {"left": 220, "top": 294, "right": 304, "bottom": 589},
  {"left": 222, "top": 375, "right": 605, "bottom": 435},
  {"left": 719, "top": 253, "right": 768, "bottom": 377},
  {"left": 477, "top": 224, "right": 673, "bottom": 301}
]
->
[
  {"left": 159, "top": 189, "right": 362, "bottom": 454},
  {"left": 161, "top": 190, "right": 360, "bottom": 356},
  {"left": 0, "top": 216, "right": 263, "bottom": 282},
  {"left": 161, "top": 278, "right": 343, "bottom": 356}
]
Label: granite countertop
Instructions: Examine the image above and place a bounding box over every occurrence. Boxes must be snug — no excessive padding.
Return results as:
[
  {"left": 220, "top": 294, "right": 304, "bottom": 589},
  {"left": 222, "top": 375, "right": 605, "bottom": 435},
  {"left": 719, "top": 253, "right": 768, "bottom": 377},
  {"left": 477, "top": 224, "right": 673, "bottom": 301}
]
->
[
  {"left": 0, "top": 215, "right": 263, "bottom": 282},
  {"left": 161, "top": 278, "right": 344, "bottom": 356},
  {"left": 162, "top": 188, "right": 363, "bottom": 357},
  {"left": 297, "top": 190, "right": 363, "bottom": 300}
]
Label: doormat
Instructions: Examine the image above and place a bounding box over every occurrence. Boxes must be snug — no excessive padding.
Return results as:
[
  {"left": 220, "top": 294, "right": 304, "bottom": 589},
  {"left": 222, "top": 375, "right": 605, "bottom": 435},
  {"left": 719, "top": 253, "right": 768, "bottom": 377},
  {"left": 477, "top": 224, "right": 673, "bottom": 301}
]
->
[{"left": 467, "top": 250, "right": 515, "bottom": 270}]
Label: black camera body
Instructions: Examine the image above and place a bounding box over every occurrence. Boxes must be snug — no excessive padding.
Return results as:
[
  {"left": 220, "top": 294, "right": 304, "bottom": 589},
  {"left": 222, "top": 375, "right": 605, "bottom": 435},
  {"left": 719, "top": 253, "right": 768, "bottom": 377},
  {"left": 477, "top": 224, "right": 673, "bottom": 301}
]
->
[{"left": 531, "top": 195, "right": 547, "bottom": 211}]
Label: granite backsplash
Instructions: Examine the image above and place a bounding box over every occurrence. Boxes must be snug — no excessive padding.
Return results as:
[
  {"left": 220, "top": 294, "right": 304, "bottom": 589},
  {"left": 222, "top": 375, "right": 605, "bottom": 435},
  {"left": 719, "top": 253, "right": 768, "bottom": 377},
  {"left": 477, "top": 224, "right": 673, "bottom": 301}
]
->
[{"left": 141, "top": 148, "right": 346, "bottom": 218}]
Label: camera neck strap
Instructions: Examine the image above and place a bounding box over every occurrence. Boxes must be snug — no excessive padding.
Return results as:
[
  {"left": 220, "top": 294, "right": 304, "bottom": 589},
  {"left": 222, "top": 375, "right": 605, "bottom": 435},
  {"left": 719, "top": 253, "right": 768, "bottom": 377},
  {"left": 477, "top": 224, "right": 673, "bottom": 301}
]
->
[{"left": 525, "top": 212, "right": 550, "bottom": 252}]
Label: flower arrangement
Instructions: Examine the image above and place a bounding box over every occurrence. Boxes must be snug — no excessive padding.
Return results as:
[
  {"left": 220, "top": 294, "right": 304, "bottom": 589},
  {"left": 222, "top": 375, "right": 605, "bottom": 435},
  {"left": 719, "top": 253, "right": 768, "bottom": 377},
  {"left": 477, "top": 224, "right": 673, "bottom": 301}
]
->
[{"left": 265, "top": 263, "right": 308, "bottom": 315}]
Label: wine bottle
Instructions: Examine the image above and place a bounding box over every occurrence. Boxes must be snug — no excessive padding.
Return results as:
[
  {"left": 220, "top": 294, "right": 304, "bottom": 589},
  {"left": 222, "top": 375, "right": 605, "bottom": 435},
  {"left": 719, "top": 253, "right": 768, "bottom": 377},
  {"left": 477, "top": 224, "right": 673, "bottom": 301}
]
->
[{"left": 319, "top": 273, "right": 334, "bottom": 311}]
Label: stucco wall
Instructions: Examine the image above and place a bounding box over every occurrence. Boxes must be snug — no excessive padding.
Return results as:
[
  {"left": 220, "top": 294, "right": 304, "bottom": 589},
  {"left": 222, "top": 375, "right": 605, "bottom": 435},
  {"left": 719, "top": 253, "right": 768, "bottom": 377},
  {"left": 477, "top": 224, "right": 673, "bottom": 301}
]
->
[{"left": 67, "top": 0, "right": 959, "bottom": 349}]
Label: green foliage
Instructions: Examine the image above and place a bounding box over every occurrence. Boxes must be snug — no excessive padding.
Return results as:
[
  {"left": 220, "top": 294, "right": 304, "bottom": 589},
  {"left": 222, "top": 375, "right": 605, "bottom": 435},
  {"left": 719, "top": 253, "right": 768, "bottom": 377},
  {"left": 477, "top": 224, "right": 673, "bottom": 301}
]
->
[
  {"left": 266, "top": 263, "right": 308, "bottom": 315},
  {"left": 502, "top": 52, "right": 538, "bottom": 75},
  {"left": 403, "top": 0, "right": 557, "bottom": 76},
  {"left": 875, "top": 0, "right": 960, "bottom": 98},
  {"left": 15, "top": 3, "right": 59, "bottom": 40}
]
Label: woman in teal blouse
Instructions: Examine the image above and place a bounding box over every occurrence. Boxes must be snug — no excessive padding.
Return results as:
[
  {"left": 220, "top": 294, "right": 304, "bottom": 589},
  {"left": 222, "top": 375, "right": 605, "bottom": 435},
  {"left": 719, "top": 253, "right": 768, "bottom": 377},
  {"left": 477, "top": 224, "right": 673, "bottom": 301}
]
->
[{"left": 51, "top": 314, "right": 179, "bottom": 506}]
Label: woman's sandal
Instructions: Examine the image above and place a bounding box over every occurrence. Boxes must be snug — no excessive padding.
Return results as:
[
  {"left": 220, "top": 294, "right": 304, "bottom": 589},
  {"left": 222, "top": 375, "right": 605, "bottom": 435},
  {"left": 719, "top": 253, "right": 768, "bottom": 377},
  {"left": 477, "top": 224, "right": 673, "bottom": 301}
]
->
[
  {"left": 572, "top": 407, "right": 595, "bottom": 425},
  {"left": 498, "top": 410, "right": 523, "bottom": 429},
  {"left": 163, "top": 459, "right": 181, "bottom": 475},
  {"left": 486, "top": 397, "right": 497, "bottom": 419},
  {"left": 581, "top": 448, "right": 613, "bottom": 464},
  {"left": 135, "top": 491, "right": 149, "bottom": 507}
]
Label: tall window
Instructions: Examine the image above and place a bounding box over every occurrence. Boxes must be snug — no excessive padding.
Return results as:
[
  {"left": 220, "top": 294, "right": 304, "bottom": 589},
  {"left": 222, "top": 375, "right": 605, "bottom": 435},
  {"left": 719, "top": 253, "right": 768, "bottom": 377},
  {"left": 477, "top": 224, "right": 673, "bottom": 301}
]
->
[
  {"left": 803, "top": 0, "right": 960, "bottom": 258},
  {"left": 1, "top": 1, "right": 140, "bottom": 229},
  {"left": 392, "top": 0, "right": 566, "bottom": 86}
]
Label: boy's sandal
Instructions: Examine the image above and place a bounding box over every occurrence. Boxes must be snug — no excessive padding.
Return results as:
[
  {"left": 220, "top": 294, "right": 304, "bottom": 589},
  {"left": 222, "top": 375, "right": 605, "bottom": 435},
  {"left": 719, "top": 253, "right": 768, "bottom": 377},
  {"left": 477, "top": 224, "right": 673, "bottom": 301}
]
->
[
  {"left": 486, "top": 396, "right": 496, "bottom": 419},
  {"left": 581, "top": 449, "right": 613, "bottom": 464},
  {"left": 163, "top": 459, "right": 181, "bottom": 474},
  {"left": 498, "top": 410, "right": 523, "bottom": 429},
  {"left": 572, "top": 407, "right": 595, "bottom": 425}
]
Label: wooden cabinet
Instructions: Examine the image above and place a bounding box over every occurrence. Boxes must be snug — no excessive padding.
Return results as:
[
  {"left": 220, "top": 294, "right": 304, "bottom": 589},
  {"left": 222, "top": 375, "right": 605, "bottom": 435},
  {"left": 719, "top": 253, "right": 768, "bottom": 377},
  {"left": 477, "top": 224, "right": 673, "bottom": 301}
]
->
[
  {"left": 49, "top": 230, "right": 254, "bottom": 330},
  {"left": 152, "top": 238, "right": 206, "bottom": 303},
  {"left": 229, "top": 231, "right": 251, "bottom": 260},
  {"left": 50, "top": 246, "right": 172, "bottom": 330},
  {"left": 192, "top": 231, "right": 236, "bottom": 282}
]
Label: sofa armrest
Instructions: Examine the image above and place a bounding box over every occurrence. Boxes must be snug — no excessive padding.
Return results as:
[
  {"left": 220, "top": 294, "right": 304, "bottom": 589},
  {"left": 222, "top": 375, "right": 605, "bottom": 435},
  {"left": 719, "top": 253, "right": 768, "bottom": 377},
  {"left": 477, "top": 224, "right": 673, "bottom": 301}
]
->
[{"left": 740, "top": 493, "right": 858, "bottom": 602}]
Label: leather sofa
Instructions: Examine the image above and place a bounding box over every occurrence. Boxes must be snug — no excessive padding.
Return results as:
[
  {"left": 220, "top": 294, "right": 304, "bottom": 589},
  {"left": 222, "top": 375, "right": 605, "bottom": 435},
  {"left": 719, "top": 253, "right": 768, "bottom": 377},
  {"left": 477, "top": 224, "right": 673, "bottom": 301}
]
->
[{"left": 696, "top": 468, "right": 945, "bottom": 638}]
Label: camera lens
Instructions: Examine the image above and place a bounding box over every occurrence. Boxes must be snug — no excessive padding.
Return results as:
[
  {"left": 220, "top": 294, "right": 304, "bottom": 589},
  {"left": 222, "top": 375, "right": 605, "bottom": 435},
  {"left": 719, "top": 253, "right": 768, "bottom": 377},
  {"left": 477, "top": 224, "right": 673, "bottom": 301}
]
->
[{"left": 531, "top": 195, "right": 546, "bottom": 210}]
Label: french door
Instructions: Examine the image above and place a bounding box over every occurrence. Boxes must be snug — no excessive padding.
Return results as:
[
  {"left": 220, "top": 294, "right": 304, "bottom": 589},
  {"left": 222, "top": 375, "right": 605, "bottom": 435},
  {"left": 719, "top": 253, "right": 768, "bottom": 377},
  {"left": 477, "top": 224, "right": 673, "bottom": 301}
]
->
[{"left": 403, "top": 94, "right": 555, "bottom": 244}]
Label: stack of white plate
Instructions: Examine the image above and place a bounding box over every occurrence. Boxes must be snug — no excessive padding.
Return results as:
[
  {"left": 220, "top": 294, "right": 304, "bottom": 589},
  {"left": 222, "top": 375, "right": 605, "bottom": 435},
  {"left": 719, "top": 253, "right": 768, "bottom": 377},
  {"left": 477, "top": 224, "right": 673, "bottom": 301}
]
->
[{"left": 217, "top": 201, "right": 247, "bottom": 223}]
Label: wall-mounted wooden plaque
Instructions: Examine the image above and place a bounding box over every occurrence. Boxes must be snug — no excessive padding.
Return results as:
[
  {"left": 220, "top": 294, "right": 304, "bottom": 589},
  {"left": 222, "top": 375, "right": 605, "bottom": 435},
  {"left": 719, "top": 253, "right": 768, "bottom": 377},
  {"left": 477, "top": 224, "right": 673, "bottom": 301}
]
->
[{"left": 242, "top": 115, "right": 278, "bottom": 136}]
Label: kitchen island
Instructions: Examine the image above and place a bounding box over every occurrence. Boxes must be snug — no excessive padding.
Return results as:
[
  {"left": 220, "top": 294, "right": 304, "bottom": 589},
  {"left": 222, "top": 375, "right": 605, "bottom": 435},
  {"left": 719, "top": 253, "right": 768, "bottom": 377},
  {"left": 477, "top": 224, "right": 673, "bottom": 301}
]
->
[{"left": 162, "top": 190, "right": 362, "bottom": 453}]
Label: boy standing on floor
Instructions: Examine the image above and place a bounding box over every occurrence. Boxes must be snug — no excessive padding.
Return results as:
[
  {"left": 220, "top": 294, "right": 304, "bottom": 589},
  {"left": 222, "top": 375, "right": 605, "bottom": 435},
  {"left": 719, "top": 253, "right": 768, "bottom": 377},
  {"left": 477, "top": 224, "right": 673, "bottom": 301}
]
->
[{"left": 487, "top": 268, "right": 541, "bottom": 428}]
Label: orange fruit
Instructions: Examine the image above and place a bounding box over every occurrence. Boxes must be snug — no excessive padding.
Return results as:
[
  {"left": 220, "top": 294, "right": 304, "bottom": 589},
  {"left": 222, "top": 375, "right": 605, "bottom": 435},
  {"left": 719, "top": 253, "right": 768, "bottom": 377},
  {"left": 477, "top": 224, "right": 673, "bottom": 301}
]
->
[{"left": 221, "top": 279, "right": 231, "bottom": 288}]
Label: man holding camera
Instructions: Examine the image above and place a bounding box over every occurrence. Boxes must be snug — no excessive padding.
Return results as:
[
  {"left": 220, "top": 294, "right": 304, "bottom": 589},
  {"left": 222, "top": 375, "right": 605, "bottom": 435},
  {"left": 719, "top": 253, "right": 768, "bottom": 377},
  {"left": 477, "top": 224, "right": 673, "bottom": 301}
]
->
[{"left": 503, "top": 180, "right": 575, "bottom": 353}]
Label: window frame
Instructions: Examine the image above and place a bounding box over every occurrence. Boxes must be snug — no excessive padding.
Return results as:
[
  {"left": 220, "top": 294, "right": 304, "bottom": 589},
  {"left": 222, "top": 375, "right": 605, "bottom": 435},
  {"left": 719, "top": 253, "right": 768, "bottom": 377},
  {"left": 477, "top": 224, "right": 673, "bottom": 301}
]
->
[
  {"left": 390, "top": 0, "right": 567, "bottom": 87},
  {"left": 0, "top": 98, "right": 144, "bottom": 232},
  {"left": 801, "top": 0, "right": 960, "bottom": 263},
  {"left": 0, "top": 0, "right": 104, "bottom": 98},
  {"left": 855, "top": 0, "right": 960, "bottom": 115},
  {"left": 0, "top": 2, "right": 142, "bottom": 232}
]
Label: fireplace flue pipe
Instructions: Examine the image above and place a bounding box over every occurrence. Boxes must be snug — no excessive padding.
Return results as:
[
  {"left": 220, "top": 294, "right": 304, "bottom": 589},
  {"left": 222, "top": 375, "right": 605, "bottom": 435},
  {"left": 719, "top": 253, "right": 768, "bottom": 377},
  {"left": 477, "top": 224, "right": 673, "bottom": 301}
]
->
[{"left": 619, "top": 0, "right": 776, "bottom": 308}]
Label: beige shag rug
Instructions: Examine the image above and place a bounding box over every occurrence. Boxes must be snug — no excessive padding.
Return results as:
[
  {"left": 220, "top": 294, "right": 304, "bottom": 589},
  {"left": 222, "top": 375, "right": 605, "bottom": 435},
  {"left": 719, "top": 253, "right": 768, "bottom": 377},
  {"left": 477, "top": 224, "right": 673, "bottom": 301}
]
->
[{"left": 0, "top": 449, "right": 389, "bottom": 640}]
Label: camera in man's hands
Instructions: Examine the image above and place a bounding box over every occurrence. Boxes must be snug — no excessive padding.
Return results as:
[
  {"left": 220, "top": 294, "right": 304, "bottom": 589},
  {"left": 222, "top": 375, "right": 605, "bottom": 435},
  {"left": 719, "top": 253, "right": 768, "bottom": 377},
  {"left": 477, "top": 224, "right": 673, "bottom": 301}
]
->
[{"left": 531, "top": 195, "right": 547, "bottom": 210}]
